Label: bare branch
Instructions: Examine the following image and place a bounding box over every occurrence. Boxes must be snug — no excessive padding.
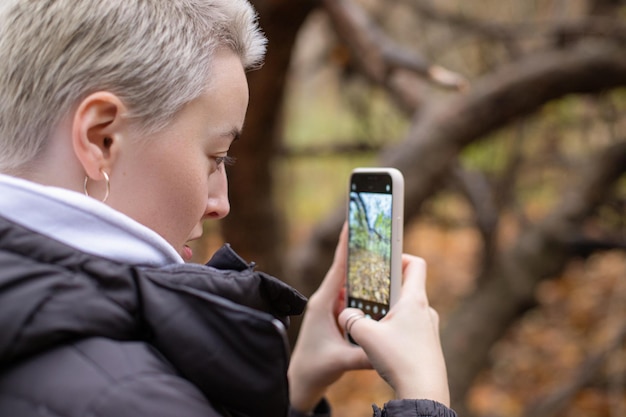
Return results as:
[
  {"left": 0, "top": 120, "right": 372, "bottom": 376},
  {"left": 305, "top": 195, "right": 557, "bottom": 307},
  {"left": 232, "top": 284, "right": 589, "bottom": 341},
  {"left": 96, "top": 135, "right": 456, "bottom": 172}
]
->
[
  {"left": 401, "top": 0, "right": 528, "bottom": 42},
  {"left": 450, "top": 167, "right": 498, "bottom": 238},
  {"left": 554, "top": 18, "right": 626, "bottom": 45},
  {"left": 448, "top": 165, "right": 499, "bottom": 284},
  {"left": 278, "top": 142, "right": 382, "bottom": 158},
  {"left": 321, "top": 0, "right": 468, "bottom": 98},
  {"left": 384, "top": 42, "right": 626, "bottom": 225},
  {"left": 400, "top": 0, "right": 626, "bottom": 46}
]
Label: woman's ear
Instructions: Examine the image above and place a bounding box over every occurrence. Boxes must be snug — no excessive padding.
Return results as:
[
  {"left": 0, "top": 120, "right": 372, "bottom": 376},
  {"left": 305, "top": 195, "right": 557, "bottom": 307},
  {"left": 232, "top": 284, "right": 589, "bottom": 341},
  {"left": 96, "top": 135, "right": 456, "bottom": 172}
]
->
[{"left": 72, "top": 92, "right": 126, "bottom": 180}]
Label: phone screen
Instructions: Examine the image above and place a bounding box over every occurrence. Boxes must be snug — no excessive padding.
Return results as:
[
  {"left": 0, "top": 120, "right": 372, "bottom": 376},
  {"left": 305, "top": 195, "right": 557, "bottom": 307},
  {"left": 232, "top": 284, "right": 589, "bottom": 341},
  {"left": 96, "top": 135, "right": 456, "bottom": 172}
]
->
[{"left": 347, "top": 172, "right": 394, "bottom": 321}]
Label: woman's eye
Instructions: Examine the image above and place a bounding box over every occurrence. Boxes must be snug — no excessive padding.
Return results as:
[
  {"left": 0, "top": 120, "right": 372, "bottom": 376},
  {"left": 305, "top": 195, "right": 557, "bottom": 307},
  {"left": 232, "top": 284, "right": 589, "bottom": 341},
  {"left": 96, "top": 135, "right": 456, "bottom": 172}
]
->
[{"left": 214, "top": 155, "right": 237, "bottom": 167}]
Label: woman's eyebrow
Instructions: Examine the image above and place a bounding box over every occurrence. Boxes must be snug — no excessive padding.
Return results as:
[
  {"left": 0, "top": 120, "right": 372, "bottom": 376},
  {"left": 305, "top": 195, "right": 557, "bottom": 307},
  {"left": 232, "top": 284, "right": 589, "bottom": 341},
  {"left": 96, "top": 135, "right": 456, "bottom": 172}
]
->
[{"left": 221, "top": 128, "right": 241, "bottom": 142}]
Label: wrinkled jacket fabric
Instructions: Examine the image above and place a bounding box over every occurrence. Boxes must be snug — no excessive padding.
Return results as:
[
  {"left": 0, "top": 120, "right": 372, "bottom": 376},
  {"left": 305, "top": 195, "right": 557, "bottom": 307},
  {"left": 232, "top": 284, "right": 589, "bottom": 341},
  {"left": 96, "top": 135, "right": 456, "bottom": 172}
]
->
[{"left": 0, "top": 215, "right": 306, "bottom": 417}]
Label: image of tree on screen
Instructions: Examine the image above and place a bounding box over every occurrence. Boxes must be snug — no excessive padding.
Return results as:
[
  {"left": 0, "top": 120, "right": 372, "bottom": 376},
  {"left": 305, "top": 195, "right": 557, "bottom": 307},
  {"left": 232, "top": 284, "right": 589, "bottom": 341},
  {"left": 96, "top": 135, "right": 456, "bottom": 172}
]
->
[{"left": 348, "top": 191, "right": 393, "bottom": 304}]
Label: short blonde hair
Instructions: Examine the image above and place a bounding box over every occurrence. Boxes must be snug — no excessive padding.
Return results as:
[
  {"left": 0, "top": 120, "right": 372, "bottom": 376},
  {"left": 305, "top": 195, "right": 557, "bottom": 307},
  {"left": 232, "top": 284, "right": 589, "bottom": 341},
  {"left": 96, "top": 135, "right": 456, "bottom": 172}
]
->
[{"left": 0, "top": 0, "right": 266, "bottom": 173}]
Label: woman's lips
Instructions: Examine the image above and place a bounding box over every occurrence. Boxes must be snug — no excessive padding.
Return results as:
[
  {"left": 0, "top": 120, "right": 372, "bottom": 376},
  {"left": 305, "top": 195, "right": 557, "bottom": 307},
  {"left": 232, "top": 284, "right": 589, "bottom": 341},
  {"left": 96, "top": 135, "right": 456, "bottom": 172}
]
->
[{"left": 182, "top": 244, "right": 194, "bottom": 261}]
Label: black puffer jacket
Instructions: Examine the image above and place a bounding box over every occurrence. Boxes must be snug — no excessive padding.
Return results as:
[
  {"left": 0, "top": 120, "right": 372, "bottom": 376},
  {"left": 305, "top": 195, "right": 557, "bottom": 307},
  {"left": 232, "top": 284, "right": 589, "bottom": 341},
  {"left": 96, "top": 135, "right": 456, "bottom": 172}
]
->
[{"left": 0, "top": 215, "right": 307, "bottom": 417}]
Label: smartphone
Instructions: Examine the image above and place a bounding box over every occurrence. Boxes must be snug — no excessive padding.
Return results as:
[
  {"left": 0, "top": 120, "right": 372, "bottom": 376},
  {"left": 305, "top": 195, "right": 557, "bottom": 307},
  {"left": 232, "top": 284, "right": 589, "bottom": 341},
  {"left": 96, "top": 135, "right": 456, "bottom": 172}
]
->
[{"left": 346, "top": 167, "right": 404, "bottom": 323}]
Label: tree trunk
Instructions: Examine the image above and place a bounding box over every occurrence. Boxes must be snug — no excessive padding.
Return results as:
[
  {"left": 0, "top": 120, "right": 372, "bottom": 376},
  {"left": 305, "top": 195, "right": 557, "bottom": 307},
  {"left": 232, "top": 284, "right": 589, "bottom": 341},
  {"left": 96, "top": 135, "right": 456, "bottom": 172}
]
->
[{"left": 222, "top": 1, "right": 317, "bottom": 276}]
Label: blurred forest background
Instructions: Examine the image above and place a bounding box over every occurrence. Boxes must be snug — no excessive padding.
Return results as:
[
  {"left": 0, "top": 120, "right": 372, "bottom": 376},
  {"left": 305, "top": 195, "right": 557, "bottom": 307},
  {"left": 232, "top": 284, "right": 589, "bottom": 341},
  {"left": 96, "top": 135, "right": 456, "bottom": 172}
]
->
[{"left": 189, "top": 0, "right": 626, "bottom": 416}]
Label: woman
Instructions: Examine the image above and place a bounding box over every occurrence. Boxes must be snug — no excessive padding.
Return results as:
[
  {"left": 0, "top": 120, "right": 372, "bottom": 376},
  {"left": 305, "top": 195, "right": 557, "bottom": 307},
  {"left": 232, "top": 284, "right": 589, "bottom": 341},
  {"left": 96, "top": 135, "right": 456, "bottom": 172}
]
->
[{"left": 0, "top": 1, "right": 456, "bottom": 416}]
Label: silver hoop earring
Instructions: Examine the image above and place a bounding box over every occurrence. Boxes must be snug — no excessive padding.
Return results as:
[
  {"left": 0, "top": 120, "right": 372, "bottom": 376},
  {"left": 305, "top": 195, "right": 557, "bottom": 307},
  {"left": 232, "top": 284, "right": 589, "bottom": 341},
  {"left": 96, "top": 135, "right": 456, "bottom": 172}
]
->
[{"left": 84, "top": 170, "right": 110, "bottom": 203}]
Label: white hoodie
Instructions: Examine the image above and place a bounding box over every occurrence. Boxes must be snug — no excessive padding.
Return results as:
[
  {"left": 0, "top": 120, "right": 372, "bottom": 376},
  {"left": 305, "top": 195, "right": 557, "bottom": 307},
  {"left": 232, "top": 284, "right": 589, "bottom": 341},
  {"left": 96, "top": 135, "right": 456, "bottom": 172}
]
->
[{"left": 0, "top": 174, "right": 183, "bottom": 266}]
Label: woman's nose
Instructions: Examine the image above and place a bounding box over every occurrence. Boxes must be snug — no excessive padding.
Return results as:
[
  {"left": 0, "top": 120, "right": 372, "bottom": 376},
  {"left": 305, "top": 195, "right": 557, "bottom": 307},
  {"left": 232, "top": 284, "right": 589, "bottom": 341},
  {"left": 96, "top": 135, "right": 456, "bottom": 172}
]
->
[
  {"left": 204, "top": 170, "right": 230, "bottom": 220},
  {"left": 205, "top": 196, "right": 230, "bottom": 219}
]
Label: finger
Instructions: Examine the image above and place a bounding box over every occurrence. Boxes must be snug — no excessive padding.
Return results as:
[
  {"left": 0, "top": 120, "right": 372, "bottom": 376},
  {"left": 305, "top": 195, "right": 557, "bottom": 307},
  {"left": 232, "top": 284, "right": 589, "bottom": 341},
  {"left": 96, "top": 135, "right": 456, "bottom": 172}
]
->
[
  {"left": 339, "top": 345, "right": 372, "bottom": 371},
  {"left": 336, "top": 308, "right": 373, "bottom": 368},
  {"left": 428, "top": 307, "right": 442, "bottom": 342},
  {"left": 338, "top": 308, "right": 375, "bottom": 345},
  {"left": 338, "top": 308, "right": 364, "bottom": 334},
  {"left": 333, "top": 286, "right": 347, "bottom": 318},
  {"left": 316, "top": 223, "right": 348, "bottom": 297},
  {"left": 399, "top": 255, "right": 427, "bottom": 303}
]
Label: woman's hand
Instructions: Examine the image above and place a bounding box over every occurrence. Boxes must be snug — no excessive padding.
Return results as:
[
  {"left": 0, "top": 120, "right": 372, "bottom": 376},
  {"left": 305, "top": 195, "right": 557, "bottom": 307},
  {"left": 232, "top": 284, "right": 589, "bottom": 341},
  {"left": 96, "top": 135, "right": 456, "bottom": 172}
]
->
[
  {"left": 288, "top": 224, "right": 371, "bottom": 413},
  {"left": 289, "top": 224, "right": 451, "bottom": 413},
  {"left": 338, "top": 254, "right": 451, "bottom": 406}
]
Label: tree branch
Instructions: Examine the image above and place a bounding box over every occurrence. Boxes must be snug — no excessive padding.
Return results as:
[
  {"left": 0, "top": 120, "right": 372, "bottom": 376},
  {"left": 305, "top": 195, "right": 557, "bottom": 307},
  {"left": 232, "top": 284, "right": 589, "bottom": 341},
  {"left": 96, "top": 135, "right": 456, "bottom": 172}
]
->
[
  {"left": 385, "top": 42, "right": 626, "bottom": 224},
  {"left": 400, "top": 0, "right": 626, "bottom": 46},
  {"left": 448, "top": 165, "right": 499, "bottom": 284},
  {"left": 321, "top": 0, "right": 468, "bottom": 102}
]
